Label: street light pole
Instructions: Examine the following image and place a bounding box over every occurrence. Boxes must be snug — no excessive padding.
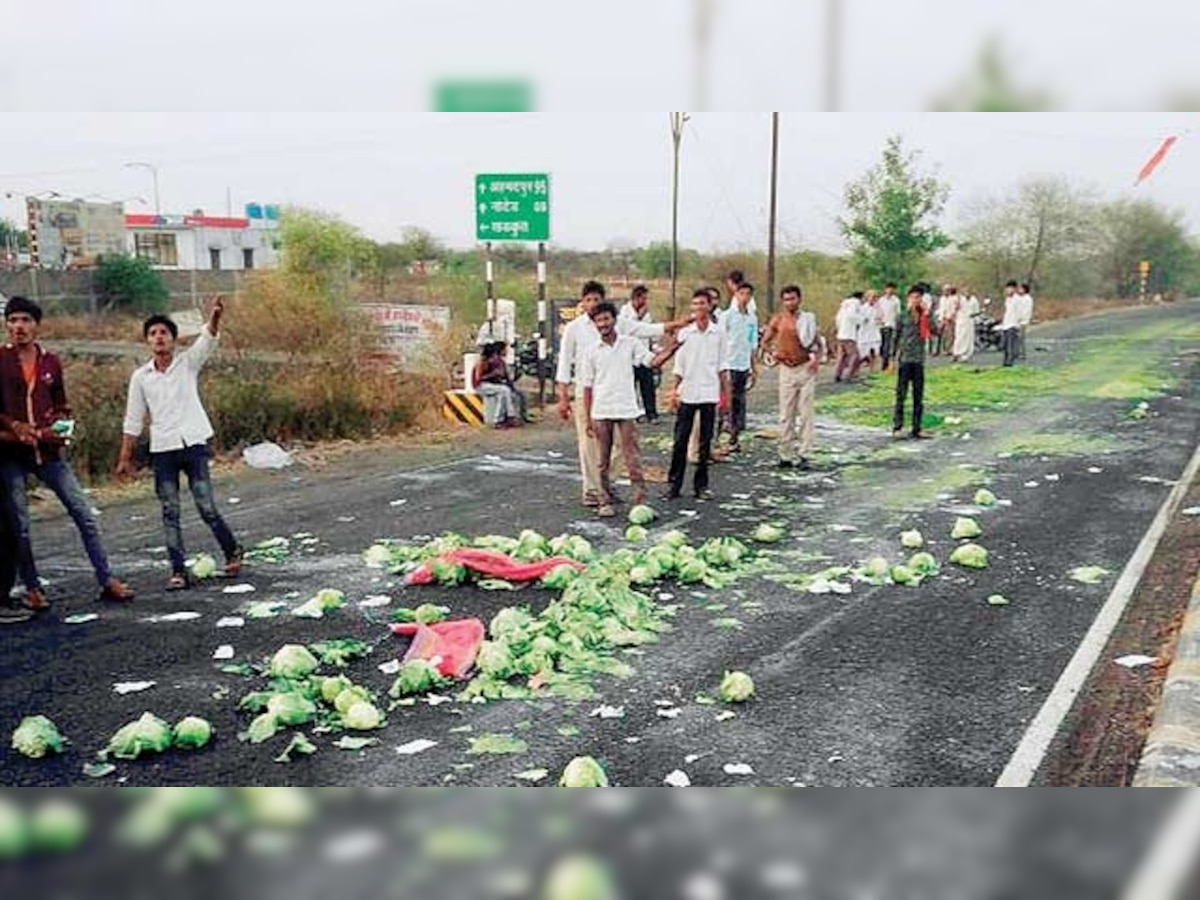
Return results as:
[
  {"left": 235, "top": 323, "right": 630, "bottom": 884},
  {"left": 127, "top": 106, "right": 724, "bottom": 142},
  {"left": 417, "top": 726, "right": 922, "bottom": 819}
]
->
[
  {"left": 766, "top": 112, "right": 780, "bottom": 314},
  {"left": 125, "top": 162, "right": 160, "bottom": 214}
]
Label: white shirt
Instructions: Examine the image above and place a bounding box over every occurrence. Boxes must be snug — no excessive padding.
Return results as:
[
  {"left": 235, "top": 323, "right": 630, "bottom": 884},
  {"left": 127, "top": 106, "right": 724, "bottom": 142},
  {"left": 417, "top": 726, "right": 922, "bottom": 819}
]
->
[
  {"left": 123, "top": 326, "right": 218, "bottom": 452},
  {"left": 556, "top": 310, "right": 663, "bottom": 398},
  {"left": 857, "top": 302, "right": 882, "bottom": 346},
  {"left": 581, "top": 334, "right": 653, "bottom": 420},
  {"left": 1017, "top": 292, "right": 1034, "bottom": 326},
  {"left": 836, "top": 297, "right": 862, "bottom": 341},
  {"left": 877, "top": 294, "right": 900, "bottom": 329},
  {"left": 618, "top": 302, "right": 656, "bottom": 353},
  {"left": 673, "top": 321, "right": 728, "bottom": 405},
  {"left": 1000, "top": 295, "right": 1021, "bottom": 330}
]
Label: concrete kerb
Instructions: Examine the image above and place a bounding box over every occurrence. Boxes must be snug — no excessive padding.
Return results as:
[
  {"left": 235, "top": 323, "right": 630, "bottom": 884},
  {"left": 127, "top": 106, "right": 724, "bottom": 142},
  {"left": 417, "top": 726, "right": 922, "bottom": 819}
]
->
[{"left": 1135, "top": 568, "right": 1200, "bottom": 787}]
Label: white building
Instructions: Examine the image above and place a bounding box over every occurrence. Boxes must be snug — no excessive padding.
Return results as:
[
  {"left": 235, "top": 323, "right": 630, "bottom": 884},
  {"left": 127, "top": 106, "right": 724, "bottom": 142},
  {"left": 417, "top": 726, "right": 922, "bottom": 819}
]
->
[{"left": 125, "top": 213, "right": 280, "bottom": 271}]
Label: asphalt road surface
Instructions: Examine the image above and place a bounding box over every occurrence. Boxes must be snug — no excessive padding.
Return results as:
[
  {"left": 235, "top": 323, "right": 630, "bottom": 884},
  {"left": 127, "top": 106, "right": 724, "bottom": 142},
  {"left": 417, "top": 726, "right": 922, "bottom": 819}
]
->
[{"left": 2, "top": 300, "right": 1198, "bottom": 791}]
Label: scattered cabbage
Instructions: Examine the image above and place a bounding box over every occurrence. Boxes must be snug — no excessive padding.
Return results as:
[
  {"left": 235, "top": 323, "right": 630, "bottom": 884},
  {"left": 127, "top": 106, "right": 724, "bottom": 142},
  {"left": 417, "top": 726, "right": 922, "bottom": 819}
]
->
[
  {"left": 987, "top": 594, "right": 1011, "bottom": 606},
  {"left": 342, "top": 702, "right": 384, "bottom": 731},
  {"left": 490, "top": 607, "right": 536, "bottom": 642},
  {"left": 558, "top": 756, "right": 610, "bottom": 787},
  {"left": 908, "top": 552, "right": 939, "bottom": 576},
  {"left": 861, "top": 557, "right": 891, "bottom": 580},
  {"left": 29, "top": 799, "right": 88, "bottom": 854},
  {"left": 245, "top": 712, "right": 281, "bottom": 745},
  {"left": 678, "top": 559, "right": 708, "bottom": 584},
  {"left": 389, "top": 660, "right": 444, "bottom": 698},
  {"left": 269, "top": 645, "right": 320, "bottom": 680},
  {"left": 628, "top": 505, "right": 657, "bottom": 526},
  {"left": 188, "top": 554, "right": 218, "bottom": 580},
  {"left": 476, "top": 641, "right": 515, "bottom": 679},
  {"left": 292, "top": 588, "right": 347, "bottom": 619},
  {"left": 541, "top": 564, "right": 579, "bottom": 590},
  {"left": 974, "top": 489, "right": 998, "bottom": 508},
  {"left": 900, "top": 530, "right": 924, "bottom": 549},
  {"left": 11, "top": 715, "right": 65, "bottom": 759},
  {"left": 890, "top": 564, "right": 917, "bottom": 586},
  {"left": 0, "top": 798, "right": 29, "bottom": 860},
  {"left": 624, "top": 525, "right": 649, "bottom": 544},
  {"left": 541, "top": 854, "right": 620, "bottom": 900},
  {"left": 107, "top": 712, "right": 173, "bottom": 760},
  {"left": 660, "top": 530, "right": 689, "bottom": 549},
  {"left": 172, "top": 717, "right": 213, "bottom": 750},
  {"left": 628, "top": 565, "right": 655, "bottom": 586},
  {"left": 950, "top": 543, "right": 990, "bottom": 569},
  {"left": 362, "top": 543, "right": 394, "bottom": 568},
  {"left": 414, "top": 603, "right": 449, "bottom": 625},
  {"left": 334, "top": 685, "right": 373, "bottom": 715},
  {"left": 719, "top": 671, "right": 755, "bottom": 703},
  {"left": 951, "top": 517, "right": 982, "bottom": 540},
  {"left": 320, "top": 675, "right": 353, "bottom": 704},
  {"left": 751, "top": 523, "right": 785, "bottom": 543},
  {"left": 267, "top": 693, "right": 317, "bottom": 727}
]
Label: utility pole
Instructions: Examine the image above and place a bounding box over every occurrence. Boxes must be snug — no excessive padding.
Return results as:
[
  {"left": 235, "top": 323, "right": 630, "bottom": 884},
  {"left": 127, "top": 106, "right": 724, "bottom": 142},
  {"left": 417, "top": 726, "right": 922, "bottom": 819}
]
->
[
  {"left": 693, "top": 0, "right": 715, "bottom": 110},
  {"left": 125, "top": 162, "right": 161, "bottom": 214},
  {"left": 670, "top": 112, "right": 688, "bottom": 319},
  {"left": 824, "top": 0, "right": 843, "bottom": 111},
  {"left": 766, "top": 112, "right": 780, "bottom": 315}
]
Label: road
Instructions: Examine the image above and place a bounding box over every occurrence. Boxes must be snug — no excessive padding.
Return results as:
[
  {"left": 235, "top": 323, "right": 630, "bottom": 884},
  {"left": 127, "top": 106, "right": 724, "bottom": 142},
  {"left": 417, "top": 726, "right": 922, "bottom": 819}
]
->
[{"left": 2, "top": 300, "right": 1198, "bottom": 791}]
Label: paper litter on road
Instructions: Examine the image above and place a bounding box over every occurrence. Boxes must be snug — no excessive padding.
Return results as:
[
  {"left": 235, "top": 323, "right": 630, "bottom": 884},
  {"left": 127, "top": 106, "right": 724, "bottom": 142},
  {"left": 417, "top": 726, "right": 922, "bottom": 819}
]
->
[
  {"left": 1087, "top": 467, "right": 1103, "bottom": 474},
  {"left": 1182, "top": 507, "right": 1200, "bottom": 517},
  {"left": 590, "top": 705, "right": 625, "bottom": 720},
  {"left": 715, "top": 711, "right": 736, "bottom": 723},
  {"left": 1069, "top": 566, "right": 1111, "bottom": 585},
  {"left": 723, "top": 763, "right": 754, "bottom": 776},
  {"left": 395, "top": 739, "right": 438, "bottom": 756},
  {"left": 1137, "top": 476, "right": 1176, "bottom": 486},
  {"left": 656, "top": 708, "right": 683, "bottom": 719},
  {"left": 227, "top": 497, "right": 241, "bottom": 505},
  {"left": 1024, "top": 481, "right": 1039, "bottom": 488},
  {"left": 223, "top": 584, "right": 256, "bottom": 595},
  {"left": 336, "top": 515, "right": 357, "bottom": 523},
  {"left": 664, "top": 770, "right": 692, "bottom": 787},
  {"left": 1115, "top": 655, "right": 1157, "bottom": 669},
  {"left": 113, "top": 681, "right": 156, "bottom": 695},
  {"left": 142, "top": 612, "right": 202, "bottom": 623},
  {"left": 1045, "top": 474, "right": 1061, "bottom": 482},
  {"left": 378, "top": 659, "right": 402, "bottom": 675},
  {"left": 63, "top": 613, "right": 99, "bottom": 625},
  {"left": 216, "top": 616, "right": 245, "bottom": 629},
  {"left": 389, "top": 499, "right": 408, "bottom": 507},
  {"left": 212, "top": 645, "right": 235, "bottom": 661}
]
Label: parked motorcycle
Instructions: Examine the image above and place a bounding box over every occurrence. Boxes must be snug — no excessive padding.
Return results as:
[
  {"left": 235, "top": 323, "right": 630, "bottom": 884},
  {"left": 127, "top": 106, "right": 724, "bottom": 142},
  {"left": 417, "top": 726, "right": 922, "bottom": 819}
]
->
[{"left": 973, "top": 313, "right": 1003, "bottom": 351}]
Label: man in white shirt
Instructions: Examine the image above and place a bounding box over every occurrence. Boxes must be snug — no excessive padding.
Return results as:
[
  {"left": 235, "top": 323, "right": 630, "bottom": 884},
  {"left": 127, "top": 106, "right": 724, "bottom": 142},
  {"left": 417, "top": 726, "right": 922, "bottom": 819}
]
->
[
  {"left": 877, "top": 282, "right": 900, "bottom": 372},
  {"left": 557, "top": 281, "right": 684, "bottom": 508},
  {"left": 116, "top": 296, "right": 242, "bottom": 590},
  {"left": 582, "top": 301, "right": 675, "bottom": 518},
  {"left": 999, "top": 280, "right": 1021, "bottom": 367},
  {"left": 1017, "top": 283, "right": 1035, "bottom": 360},
  {"left": 834, "top": 292, "right": 863, "bottom": 382},
  {"left": 666, "top": 289, "right": 730, "bottom": 501},
  {"left": 618, "top": 284, "right": 659, "bottom": 423}
]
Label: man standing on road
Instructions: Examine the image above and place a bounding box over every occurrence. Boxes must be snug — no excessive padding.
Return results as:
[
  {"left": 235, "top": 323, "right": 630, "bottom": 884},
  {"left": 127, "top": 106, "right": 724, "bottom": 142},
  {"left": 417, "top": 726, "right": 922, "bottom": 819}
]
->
[
  {"left": 0, "top": 296, "right": 135, "bottom": 609},
  {"left": 892, "top": 286, "right": 934, "bottom": 441},
  {"left": 557, "top": 281, "right": 683, "bottom": 509},
  {"left": 834, "top": 291, "right": 863, "bottom": 383},
  {"left": 115, "top": 297, "right": 243, "bottom": 592},
  {"left": 582, "top": 302, "right": 675, "bottom": 518},
  {"left": 666, "top": 290, "right": 730, "bottom": 501},
  {"left": 1017, "top": 282, "right": 1035, "bottom": 360},
  {"left": 878, "top": 283, "right": 900, "bottom": 371},
  {"left": 999, "top": 280, "right": 1021, "bottom": 367},
  {"left": 722, "top": 282, "right": 759, "bottom": 453},
  {"left": 761, "top": 285, "right": 822, "bottom": 470},
  {"left": 618, "top": 284, "right": 659, "bottom": 424}
]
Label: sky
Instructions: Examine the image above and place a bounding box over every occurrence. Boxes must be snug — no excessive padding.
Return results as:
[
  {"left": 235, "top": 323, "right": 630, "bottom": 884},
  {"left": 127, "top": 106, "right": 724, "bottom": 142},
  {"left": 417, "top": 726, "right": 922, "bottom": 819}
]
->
[{"left": 1, "top": 113, "right": 1194, "bottom": 253}]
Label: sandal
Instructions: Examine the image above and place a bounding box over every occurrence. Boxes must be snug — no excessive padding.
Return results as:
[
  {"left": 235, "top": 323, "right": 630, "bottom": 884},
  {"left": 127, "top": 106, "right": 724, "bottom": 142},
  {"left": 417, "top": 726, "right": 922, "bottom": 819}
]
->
[
  {"left": 98, "top": 578, "right": 135, "bottom": 603},
  {"left": 166, "top": 573, "right": 191, "bottom": 592},
  {"left": 223, "top": 547, "right": 244, "bottom": 578}
]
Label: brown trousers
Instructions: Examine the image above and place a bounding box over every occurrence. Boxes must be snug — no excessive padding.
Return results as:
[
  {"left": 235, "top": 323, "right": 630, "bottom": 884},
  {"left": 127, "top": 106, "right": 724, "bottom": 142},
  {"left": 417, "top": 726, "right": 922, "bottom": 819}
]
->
[{"left": 594, "top": 419, "right": 644, "bottom": 505}]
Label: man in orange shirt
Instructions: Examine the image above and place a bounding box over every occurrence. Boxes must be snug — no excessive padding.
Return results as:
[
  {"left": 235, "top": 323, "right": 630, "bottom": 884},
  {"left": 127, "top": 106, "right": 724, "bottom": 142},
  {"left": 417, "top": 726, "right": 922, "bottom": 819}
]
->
[{"left": 760, "top": 285, "right": 823, "bottom": 470}]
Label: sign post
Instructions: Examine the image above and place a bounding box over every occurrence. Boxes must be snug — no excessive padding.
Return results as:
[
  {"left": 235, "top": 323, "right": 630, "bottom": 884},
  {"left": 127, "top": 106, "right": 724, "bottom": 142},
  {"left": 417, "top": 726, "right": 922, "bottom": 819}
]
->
[{"left": 1139, "top": 260, "right": 1151, "bottom": 301}]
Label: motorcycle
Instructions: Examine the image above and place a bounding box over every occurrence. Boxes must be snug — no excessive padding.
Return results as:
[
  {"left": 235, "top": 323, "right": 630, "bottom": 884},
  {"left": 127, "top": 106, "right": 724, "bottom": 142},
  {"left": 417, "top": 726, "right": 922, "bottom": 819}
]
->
[{"left": 973, "top": 312, "right": 1003, "bottom": 352}]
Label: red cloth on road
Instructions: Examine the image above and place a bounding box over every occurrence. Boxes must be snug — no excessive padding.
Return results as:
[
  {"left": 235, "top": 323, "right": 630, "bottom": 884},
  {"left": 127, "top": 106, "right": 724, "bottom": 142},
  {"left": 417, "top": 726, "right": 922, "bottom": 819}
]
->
[
  {"left": 403, "top": 548, "right": 584, "bottom": 586},
  {"left": 391, "top": 619, "right": 486, "bottom": 679}
]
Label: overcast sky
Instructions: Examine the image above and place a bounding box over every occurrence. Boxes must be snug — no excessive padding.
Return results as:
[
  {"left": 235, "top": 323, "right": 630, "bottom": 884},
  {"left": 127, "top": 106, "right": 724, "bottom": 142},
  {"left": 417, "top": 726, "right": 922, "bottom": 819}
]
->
[{"left": 1, "top": 113, "right": 1193, "bottom": 252}]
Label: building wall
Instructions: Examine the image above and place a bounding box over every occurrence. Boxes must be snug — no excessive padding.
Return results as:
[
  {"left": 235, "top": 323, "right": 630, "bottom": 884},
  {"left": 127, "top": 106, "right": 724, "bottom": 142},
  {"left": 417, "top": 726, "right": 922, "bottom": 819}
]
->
[{"left": 125, "top": 225, "right": 279, "bottom": 271}]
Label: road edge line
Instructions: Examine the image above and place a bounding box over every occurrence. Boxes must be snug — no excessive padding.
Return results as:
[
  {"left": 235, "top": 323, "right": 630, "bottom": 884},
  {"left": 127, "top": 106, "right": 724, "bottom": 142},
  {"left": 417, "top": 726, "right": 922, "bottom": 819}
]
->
[
  {"left": 995, "top": 439, "right": 1200, "bottom": 787},
  {"left": 1120, "top": 790, "right": 1200, "bottom": 900}
]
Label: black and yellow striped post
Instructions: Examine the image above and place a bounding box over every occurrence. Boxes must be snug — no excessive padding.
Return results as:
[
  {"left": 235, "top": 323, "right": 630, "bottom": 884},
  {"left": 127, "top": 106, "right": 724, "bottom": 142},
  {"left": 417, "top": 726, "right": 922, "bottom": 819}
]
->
[{"left": 442, "top": 390, "right": 485, "bottom": 427}]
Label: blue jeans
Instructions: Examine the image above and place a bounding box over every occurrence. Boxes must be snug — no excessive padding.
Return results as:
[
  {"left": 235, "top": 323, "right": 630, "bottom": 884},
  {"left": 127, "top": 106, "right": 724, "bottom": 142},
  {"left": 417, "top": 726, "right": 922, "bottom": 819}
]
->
[
  {"left": 153, "top": 445, "right": 239, "bottom": 575},
  {"left": 0, "top": 458, "right": 114, "bottom": 590}
]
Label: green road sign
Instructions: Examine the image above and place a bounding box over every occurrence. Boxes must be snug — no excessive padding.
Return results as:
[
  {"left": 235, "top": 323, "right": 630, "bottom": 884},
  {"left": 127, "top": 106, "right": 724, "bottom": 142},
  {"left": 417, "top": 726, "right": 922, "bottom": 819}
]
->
[
  {"left": 475, "top": 173, "right": 550, "bottom": 242},
  {"left": 434, "top": 80, "right": 534, "bottom": 112}
]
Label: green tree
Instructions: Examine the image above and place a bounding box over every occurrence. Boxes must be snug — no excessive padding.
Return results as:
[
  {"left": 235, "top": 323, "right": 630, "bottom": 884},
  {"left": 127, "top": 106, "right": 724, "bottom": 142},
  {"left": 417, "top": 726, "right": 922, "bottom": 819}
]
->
[
  {"left": 94, "top": 255, "right": 169, "bottom": 313},
  {"left": 0, "top": 219, "right": 28, "bottom": 252},
  {"left": 1097, "top": 199, "right": 1200, "bottom": 298},
  {"left": 840, "top": 135, "right": 952, "bottom": 287},
  {"left": 930, "top": 39, "right": 1057, "bottom": 111},
  {"left": 278, "top": 207, "right": 373, "bottom": 299}
]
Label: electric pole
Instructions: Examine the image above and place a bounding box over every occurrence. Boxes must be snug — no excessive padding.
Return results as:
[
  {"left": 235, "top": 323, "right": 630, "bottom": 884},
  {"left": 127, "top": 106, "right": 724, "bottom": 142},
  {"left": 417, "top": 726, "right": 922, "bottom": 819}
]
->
[
  {"left": 670, "top": 112, "right": 688, "bottom": 319},
  {"left": 766, "top": 112, "right": 780, "bottom": 314}
]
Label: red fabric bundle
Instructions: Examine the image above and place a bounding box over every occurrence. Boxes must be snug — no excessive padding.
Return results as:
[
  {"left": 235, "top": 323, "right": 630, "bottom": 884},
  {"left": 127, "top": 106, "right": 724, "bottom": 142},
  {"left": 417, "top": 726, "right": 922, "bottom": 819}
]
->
[
  {"left": 403, "top": 548, "right": 584, "bottom": 586},
  {"left": 391, "top": 619, "right": 486, "bottom": 679}
]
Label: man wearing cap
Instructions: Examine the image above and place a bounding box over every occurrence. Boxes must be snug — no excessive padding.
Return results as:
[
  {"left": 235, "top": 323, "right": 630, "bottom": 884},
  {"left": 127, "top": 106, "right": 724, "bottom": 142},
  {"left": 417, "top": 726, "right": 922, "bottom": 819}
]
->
[{"left": 0, "top": 296, "right": 135, "bottom": 609}]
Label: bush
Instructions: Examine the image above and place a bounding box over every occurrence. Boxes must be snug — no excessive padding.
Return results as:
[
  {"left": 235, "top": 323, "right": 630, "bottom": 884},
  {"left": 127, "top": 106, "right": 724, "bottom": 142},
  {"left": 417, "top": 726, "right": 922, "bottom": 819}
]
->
[{"left": 94, "top": 256, "right": 169, "bottom": 314}]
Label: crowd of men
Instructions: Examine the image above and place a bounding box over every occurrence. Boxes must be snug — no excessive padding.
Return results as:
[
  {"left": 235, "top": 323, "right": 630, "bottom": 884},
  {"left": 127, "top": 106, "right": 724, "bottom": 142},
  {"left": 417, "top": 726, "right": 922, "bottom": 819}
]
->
[
  {"left": 554, "top": 273, "right": 1038, "bottom": 518},
  {"left": 1, "top": 294, "right": 242, "bottom": 623}
]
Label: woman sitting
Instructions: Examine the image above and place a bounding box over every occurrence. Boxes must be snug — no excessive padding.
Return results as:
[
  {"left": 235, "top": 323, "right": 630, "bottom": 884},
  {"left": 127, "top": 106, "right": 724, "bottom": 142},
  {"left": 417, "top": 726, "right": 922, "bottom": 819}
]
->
[{"left": 473, "top": 342, "right": 525, "bottom": 428}]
